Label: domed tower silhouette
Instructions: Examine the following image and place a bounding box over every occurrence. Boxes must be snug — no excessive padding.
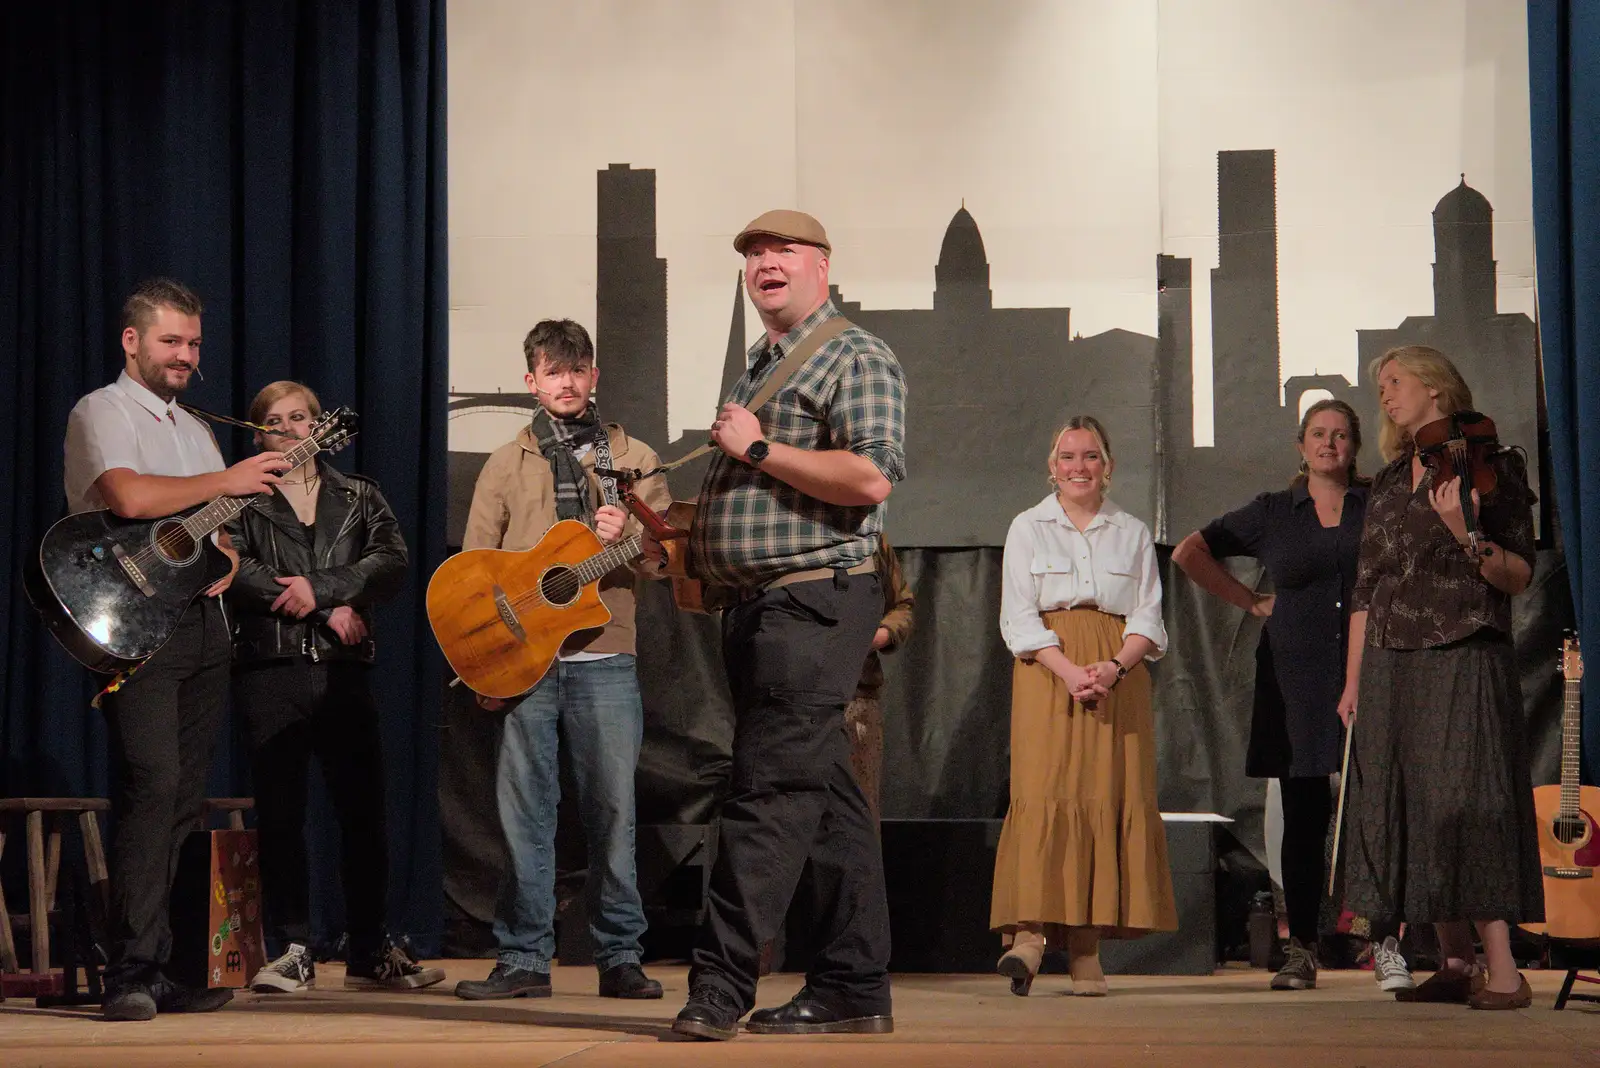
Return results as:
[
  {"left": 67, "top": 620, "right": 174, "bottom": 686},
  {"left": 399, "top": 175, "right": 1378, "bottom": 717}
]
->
[
  {"left": 1432, "top": 175, "right": 1496, "bottom": 325},
  {"left": 933, "top": 204, "right": 992, "bottom": 314}
]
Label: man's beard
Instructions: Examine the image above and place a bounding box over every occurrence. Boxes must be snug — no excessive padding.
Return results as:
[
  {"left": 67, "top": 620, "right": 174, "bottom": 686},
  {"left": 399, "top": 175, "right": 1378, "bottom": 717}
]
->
[{"left": 136, "top": 353, "right": 192, "bottom": 400}]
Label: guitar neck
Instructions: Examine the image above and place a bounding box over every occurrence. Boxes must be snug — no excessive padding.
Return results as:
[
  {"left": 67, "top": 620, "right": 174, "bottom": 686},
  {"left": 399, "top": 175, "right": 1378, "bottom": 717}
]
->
[
  {"left": 572, "top": 533, "right": 644, "bottom": 586},
  {"left": 177, "top": 438, "right": 325, "bottom": 541},
  {"left": 1561, "top": 676, "right": 1583, "bottom": 816}
]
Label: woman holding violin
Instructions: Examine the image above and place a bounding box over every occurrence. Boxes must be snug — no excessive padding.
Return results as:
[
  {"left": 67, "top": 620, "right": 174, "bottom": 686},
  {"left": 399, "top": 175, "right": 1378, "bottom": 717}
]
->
[{"left": 1339, "top": 345, "right": 1542, "bottom": 1010}]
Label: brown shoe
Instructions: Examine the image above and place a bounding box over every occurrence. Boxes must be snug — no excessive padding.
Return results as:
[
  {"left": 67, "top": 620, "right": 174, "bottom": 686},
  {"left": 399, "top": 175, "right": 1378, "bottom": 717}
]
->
[
  {"left": 1468, "top": 974, "right": 1532, "bottom": 1010},
  {"left": 1394, "top": 967, "right": 1483, "bottom": 1004}
]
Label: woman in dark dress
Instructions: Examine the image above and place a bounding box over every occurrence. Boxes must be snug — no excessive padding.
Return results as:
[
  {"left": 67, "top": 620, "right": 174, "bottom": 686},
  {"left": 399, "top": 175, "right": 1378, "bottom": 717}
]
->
[
  {"left": 1173, "top": 398, "right": 1392, "bottom": 992},
  {"left": 1339, "top": 345, "right": 1541, "bottom": 1010}
]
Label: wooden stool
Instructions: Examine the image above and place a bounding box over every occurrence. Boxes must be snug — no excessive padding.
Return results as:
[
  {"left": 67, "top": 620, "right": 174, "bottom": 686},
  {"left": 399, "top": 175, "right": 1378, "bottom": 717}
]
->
[
  {"left": 0, "top": 798, "right": 110, "bottom": 998},
  {"left": 206, "top": 797, "right": 255, "bottom": 831}
]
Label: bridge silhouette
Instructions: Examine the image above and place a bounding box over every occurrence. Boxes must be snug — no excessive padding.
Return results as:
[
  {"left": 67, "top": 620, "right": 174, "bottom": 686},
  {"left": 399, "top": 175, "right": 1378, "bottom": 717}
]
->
[{"left": 446, "top": 391, "right": 541, "bottom": 419}]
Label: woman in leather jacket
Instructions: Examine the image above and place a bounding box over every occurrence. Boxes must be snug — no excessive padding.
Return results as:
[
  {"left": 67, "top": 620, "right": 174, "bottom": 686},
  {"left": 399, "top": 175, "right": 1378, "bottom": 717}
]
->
[{"left": 226, "top": 381, "right": 439, "bottom": 992}]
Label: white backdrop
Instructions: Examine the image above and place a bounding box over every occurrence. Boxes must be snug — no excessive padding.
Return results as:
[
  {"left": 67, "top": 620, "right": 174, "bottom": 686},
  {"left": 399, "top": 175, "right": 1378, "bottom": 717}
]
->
[{"left": 447, "top": 0, "right": 1536, "bottom": 536}]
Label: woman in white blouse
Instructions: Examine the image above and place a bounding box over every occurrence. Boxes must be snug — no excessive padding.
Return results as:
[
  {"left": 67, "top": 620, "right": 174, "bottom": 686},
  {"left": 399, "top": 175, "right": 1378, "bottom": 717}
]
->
[{"left": 989, "top": 416, "right": 1177, "bottom": 997}]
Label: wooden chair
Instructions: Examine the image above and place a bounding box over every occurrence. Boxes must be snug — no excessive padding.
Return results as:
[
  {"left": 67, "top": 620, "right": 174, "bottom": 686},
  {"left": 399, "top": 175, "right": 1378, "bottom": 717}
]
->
[{"left": 0, "top": 797, "right": 110, "bottom": 998}]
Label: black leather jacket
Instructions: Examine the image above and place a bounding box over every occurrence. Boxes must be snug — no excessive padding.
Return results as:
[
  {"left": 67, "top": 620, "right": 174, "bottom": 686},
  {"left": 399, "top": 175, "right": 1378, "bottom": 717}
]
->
[{"left": 225, "top": 461, "right": 408, "bottom": 666}]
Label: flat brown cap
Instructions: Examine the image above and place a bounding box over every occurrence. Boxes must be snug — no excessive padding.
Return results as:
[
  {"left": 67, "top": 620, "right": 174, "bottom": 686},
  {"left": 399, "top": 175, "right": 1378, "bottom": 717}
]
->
[{"left": 733, "top": 209, "right": 831, "bottom": 256}]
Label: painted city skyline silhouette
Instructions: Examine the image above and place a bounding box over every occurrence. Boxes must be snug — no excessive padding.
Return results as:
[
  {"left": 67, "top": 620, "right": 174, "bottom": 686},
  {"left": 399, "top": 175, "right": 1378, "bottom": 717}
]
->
[{"left": 446, "top": 157, "right": 1538, "bottom": 548}]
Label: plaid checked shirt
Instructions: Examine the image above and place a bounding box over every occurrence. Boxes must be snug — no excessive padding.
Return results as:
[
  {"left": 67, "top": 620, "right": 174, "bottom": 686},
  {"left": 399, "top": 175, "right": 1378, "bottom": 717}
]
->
[{"left": 689, "top": 300, "right": 908, "bottom": 589}]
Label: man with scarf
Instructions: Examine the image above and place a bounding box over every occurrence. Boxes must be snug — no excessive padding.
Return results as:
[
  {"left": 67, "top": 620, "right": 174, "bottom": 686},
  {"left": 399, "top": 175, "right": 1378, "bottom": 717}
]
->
[{"left": 454, "top": 318, "right": 671, "bottom": 1001}]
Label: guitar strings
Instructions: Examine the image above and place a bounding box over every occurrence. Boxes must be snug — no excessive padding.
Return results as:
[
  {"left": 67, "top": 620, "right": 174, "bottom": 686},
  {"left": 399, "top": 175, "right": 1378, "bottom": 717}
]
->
[{"left": 127, "top": 429, "right": 338, "bottom": 569}]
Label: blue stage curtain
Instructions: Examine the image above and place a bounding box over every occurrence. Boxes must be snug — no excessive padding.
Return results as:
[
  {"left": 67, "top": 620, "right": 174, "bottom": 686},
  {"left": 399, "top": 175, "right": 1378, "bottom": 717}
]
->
[
  {"left": 1529, "top": 0, "right": 1600, "bottom": 783},
  {"left": 0, "top": 0, "right": 447, "bottom": 952}
]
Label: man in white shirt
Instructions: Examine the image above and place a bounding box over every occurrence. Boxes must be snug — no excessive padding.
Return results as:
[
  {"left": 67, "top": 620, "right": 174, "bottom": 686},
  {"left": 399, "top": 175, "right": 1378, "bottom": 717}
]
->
[{"left": 62, "top": 278, "right": 289, "bottom": 1021}]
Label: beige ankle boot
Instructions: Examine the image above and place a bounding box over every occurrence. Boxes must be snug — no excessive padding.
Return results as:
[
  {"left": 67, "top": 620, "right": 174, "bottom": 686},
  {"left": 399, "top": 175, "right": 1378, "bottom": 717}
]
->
[
  {"left": 1067, "top": 926, "right": 1108, "bottom": 996},
  {"left": 996, "top": 928, "right": 1045, "bottom": 997}
]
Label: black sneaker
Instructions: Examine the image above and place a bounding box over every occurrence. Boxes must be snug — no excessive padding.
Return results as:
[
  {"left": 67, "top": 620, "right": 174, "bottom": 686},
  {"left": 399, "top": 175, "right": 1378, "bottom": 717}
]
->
[
  {"left": 672, "top": 983, "right": 743, "bottom": 1042},
  {"left": 250, "top": 943, "right": 315, "bottom": 993},
  {"left": 454, "top": 962, "right": 551, "bottom": 1000},
  {"left": 1270, "top": 938, "right": 1318, "bottom": 991},
  {"left": 149, "top": 974, "right": 234, "bottom": 1013},
  {"left": 345, "top": 937, "right": 446, "bottom": 990},
  {"left": 101, "top": 982, "right": 157, "bottom": 1022},
  {"left": 745, "top": 986, "right": 893, "bottom": 1035}
]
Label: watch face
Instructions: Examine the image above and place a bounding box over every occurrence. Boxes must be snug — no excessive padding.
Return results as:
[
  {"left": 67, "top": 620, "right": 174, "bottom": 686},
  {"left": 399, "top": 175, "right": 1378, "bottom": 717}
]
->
[{"left": 748, "top": 440, "right": 769, "bottom": 463}]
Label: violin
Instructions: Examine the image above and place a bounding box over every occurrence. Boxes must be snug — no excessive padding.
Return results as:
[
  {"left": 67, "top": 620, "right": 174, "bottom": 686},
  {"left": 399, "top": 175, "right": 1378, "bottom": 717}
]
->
[{"left": 1413, "top": 410, "right": 1499, "bottom": 557}]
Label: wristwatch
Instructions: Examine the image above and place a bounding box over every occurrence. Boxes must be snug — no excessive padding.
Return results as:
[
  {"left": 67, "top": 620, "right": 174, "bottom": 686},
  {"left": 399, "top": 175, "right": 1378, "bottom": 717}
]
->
[
  {"left": 1109, "top": 657, "right": 1129, "bottom": 681},
  {"left": 746, "top": 439, "right": 770, "bottom": 467}
]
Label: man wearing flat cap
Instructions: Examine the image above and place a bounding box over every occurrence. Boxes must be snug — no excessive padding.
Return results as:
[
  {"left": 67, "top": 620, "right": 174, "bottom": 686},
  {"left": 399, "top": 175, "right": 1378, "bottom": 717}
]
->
[{"left": 664, "top": 211, "right": 907, "bottom": 1041}]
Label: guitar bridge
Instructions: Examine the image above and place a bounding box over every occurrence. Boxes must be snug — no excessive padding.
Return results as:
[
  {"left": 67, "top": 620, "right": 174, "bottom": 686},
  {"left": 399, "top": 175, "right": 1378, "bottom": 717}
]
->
[
  {"left": 1542, "top": 865, "right": 1593, "bottom": 880},
  {"left": 111, "top": 543, "right": 155, "bottom": 597},
  {"left": 493, "top": 585, "right": 527, "bottom": 643}
]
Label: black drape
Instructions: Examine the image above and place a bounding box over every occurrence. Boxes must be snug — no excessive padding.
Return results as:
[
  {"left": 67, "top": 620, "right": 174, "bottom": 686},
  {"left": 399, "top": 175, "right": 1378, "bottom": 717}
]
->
[
  {"left": 1528, "top": 0, "right": 1600, "bottom": 781},
  {"left": 0, "top": 0, "right": 448, "bottom": 952}
]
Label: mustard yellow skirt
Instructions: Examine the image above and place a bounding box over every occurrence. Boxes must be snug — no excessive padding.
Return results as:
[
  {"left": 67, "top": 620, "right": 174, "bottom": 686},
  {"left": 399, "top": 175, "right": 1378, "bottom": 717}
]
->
[{"left": 989, "top": 607, "right": 1178, "bottom": 940}]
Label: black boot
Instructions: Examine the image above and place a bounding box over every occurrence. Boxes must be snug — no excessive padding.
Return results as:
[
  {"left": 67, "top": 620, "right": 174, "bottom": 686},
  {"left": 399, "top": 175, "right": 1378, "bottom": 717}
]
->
[
  {"left": 672, "top": 982, "right": 743, "bottom": 1041},
  {"left": 599, "top": 962, "right": 663, "bottom": 999},
  {"left": 454, "top": 962, "right": 552, "bottom": 1000},
  {"left": 745, "top": 986, "right": 893, "bottom": 1035}
]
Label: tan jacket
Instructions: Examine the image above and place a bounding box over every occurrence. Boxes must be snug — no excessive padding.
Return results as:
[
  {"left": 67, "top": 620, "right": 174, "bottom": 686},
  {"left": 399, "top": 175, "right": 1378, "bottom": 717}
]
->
[
  {"left": 462, "top": 423, "right": 671, "bottom": 656},
  {"left": 856, "top": 537, "right": 915, "bottom": 699}
]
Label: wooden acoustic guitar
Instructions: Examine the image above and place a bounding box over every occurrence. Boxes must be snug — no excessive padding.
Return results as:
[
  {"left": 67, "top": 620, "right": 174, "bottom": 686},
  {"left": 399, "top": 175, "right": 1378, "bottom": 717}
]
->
[
  {"left": 1522, "top": 635, "right": 1600, "bottom": 939},
  {"left": 426, "top": 485, "right": 698, "bottom": 698}
]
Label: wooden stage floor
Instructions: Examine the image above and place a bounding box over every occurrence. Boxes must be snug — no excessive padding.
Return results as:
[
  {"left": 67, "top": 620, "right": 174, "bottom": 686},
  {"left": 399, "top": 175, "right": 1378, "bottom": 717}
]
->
[{"left": 3, "top": 962, "right": 1599, "bottom": 1067}]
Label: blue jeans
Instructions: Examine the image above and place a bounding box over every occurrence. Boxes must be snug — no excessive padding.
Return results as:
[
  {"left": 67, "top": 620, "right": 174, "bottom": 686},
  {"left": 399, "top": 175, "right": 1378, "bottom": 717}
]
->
[{"left": 493, "top": 654, "right": 647, "bottom": 973}]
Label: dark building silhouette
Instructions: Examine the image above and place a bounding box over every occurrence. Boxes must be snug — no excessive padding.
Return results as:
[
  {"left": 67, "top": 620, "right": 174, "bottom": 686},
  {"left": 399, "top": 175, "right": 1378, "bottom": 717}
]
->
[
  {"left": 1157, "top": 150, "right": 1292, "bottom": 539},
  {"left": 1155, "top": 254, "right": 1193, "bottom": 541},
  {"left": 596, "top": 163, "right": 669, "bottom": 452},
  {"left": 659, "top": 272, "right": 748, "bottom": 501},
  {"left": 1210, "top": 151, "right": 1285, "bottom": 478},
  {"left": 1354, "top": 176, "right": 1539, "bottom": 499},
  {"left": 1155, "top": 159, "right": 1540, "bottom": 541},
  {"left": 823, "top": 204, "right": 1155, "bottom": 546}
]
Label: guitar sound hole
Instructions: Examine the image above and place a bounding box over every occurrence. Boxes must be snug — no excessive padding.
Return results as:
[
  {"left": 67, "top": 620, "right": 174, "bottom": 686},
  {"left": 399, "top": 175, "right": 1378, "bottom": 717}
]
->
[
  {"left": 150, "top": 519, "right": 200, "bottom": 566},
  {"left": 539, "top": 566, "right": 581, "bottom": 607},
  {"left": 1555, "top": 815, "right": 1589, "bottom": 845}
]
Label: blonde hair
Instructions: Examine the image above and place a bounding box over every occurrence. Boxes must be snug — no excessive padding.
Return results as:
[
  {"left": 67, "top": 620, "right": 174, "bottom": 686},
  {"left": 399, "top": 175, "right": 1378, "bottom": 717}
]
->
[
  {"left": 1047, "top": 415, "right": 1114, "bottom": 491},
  {"left": 1367, "top": 345, "right": 1473, "bottom": 462},
  {"left": 248, "top": 380, "right": 323, "bottom": 428}
]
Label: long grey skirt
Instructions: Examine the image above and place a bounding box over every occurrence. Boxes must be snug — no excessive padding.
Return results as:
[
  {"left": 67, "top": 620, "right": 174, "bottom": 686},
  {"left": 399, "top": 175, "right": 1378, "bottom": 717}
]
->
[{"left": 1341, "top": 634, "right": 1544, "bottom": 926}]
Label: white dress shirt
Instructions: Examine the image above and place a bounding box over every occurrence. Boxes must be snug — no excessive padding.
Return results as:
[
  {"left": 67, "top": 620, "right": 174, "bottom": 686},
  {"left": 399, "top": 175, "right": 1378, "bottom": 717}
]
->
[
  {"left": 999, "top": 493, "right": 1167, "bottom": 661},
  {"left": 64, "top": 370, "right": 226, "bottom": 514}
]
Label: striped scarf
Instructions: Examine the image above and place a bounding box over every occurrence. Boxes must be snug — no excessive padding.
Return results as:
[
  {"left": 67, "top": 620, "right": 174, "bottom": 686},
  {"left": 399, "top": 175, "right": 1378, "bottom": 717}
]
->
[{"left": 531, "top": 403, "right": 606, "bottom": 522}]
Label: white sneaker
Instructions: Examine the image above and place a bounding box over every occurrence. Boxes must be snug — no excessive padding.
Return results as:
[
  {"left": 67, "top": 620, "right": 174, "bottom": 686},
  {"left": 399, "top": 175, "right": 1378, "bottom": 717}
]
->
[
  {"left": 250, "top": 943, "right": 315, "bottom": 993},
  {"left": 1372, "top": 936, "right": 1416, "bottom": 993}
]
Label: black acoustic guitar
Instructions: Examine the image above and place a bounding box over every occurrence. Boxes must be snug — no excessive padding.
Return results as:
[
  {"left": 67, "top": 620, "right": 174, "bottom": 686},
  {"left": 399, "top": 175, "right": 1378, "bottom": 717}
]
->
[{"left": 26, "top": 407, "right": 358, "bottom": 673}]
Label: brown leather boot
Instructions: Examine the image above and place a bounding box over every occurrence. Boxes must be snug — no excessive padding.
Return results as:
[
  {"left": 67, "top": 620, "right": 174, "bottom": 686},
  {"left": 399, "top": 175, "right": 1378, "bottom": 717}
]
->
[
  {"left": 996, "top": 928, "right": 1045, "bottom": 997},
  {"left": 1067, "top": 926, "right": 1108, "bottom": 996}
]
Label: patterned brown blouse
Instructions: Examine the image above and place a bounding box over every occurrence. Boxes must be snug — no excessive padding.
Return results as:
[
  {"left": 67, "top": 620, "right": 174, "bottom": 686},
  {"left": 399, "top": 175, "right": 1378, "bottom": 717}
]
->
[{"left": 1352, "top": 445, "right": 1536, "bottom": 650}]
